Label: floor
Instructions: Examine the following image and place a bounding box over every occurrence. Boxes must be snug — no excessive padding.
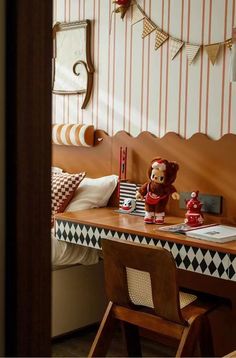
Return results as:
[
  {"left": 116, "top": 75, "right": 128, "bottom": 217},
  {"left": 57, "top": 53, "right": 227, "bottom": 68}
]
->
[{"left": 52, "top": 325, "right": 175, "bottom": 357}]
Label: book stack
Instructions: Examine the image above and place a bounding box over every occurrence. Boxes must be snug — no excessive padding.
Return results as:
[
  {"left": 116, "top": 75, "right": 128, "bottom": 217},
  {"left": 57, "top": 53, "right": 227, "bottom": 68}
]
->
[{"left": 157, "top": 223, "right": 216, "bottom": 235}]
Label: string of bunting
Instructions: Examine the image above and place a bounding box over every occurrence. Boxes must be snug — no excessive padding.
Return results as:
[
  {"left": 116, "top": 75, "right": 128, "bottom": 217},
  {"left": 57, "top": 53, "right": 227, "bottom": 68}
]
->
[{"left": 112, "top": 0, "right": 233, "bottom": 65}]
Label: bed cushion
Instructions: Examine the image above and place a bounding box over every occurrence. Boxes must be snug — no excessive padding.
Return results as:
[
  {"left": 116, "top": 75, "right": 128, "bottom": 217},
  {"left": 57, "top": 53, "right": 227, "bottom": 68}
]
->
[
  {"left": 51, "top": 166, "right": 63, "bottom": 174},
  {"left": 65, "top": 175, "right": 119, "bottom": 212},
  {"left": 52, "top": 124, "right": 94, "bottom": 147},
  {"left": 51, "top": 171, "right": 85, "bottom": 225},
  {"left": 51, "top": 228, "right": 99, "bottom": 267}
]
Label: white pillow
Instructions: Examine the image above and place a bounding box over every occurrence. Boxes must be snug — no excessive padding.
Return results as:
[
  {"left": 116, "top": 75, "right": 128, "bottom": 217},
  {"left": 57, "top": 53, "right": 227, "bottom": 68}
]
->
[
  {"left": 65, "top": 175, "right": 119, "bottom": 212},
  {"left": 51, "top": 166, "right": 63, "bottom": 174}
]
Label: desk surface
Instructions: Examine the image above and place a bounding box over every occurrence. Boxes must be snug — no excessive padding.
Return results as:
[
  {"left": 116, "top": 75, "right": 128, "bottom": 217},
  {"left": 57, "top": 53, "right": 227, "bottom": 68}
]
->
[{"left": 56, "top": 207, "right": 236, "bottom": 255}]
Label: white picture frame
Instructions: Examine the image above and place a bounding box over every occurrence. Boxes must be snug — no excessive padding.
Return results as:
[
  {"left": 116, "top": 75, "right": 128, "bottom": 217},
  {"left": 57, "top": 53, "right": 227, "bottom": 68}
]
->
[{"left": 52, "top": 20, "right": 94, "bottom": 108}]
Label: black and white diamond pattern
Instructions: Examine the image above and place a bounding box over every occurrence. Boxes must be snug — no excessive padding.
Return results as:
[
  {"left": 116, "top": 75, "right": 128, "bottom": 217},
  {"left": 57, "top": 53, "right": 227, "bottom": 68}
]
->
[
  {"left": 228, "top": 255, "right": 236, "bottom": 281},
  {"left": 55, "top": 219, "right": 232, "bottom": 281}
]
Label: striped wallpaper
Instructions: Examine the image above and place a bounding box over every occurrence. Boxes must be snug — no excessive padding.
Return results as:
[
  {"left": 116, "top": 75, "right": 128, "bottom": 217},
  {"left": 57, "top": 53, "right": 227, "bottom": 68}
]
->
[{"left": 52, "top": 0, "right": 236, "bottom": 139}]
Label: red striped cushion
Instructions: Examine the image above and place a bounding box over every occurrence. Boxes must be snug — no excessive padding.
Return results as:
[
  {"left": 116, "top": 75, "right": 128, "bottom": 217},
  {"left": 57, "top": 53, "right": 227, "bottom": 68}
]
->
[{"left": 51, "top": 172, "right": 85, "bottom": 226}]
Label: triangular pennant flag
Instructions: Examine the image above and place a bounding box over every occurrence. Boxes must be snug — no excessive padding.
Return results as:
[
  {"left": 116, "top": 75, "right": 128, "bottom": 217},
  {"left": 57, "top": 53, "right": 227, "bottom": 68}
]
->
[
  {"left": 142, "top": 17, "right": 156, "bottom": 39},
  {"left": 225, "top": 38, "right": 232, "bottom": 50},
  {"left": 170, "top": 38, "right": 184, "bottom": 60},
  {"left": 185, "top": 43, "right": 200, "bottom": 64},
  {"left": 204, "top": 43, "right": 220, "bottom": 65},
  {"left": 131, "top": 4, "right": 144, "bottom": 25},
  {"left": 155, "top": 29, "right": 169, "bottom": 50}
]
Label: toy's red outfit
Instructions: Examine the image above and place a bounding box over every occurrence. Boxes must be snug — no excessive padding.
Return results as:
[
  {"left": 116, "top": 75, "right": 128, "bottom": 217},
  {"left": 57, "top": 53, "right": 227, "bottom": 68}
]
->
[{"left": 137, "top": 158, "right": 179, "bottom": 224}]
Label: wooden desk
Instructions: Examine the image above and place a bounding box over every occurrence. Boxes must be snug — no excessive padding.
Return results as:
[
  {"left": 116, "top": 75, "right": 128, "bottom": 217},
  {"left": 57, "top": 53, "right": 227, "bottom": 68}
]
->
[
  {"left": 55, "top": 207, "right": 236, "bottom": 282},
  {"left": 55, "top": 207, "right": 236, "bottom": 355}
]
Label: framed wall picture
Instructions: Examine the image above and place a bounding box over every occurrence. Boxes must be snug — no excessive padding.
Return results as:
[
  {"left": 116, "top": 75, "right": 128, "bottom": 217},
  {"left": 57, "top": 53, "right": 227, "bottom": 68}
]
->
[{"left": 52, "top": 20, "right": 94, "bottom": 108}]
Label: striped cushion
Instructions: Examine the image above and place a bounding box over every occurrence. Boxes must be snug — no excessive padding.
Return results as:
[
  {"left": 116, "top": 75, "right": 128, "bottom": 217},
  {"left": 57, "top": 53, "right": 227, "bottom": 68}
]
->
[
  {"left": 52, "top": 124, "right": 94, "bottom": 147},
  {"left": 51, "top": 171, "right": 85, "bottom": 226}
]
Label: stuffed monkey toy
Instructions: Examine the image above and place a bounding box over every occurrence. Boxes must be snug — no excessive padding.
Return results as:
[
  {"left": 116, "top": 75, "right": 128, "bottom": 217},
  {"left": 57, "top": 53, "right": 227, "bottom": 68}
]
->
[{"left": 136, "top": 158, "right": 180, "bottom": 224}]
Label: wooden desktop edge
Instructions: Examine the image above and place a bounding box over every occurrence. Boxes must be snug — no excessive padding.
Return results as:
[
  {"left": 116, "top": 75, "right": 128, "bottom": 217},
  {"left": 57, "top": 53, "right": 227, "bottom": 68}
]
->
[{"left": 55, "top": 207, "right": 236, "bottom": 255}]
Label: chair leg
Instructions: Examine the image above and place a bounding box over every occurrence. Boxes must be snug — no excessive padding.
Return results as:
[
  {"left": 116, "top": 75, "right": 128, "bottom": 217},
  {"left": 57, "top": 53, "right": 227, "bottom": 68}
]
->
[
  {"left": 88, "top": 301, "right": 117, "bottom": 357},
  {"left": 176, "top": 315, "right": 203, "bottom": 357},
  {"left": 199, "top": 315, "right": 214, "bottom": 357},
  {"left": 121, "top": 321, "right": 142, "bottom": 357}
]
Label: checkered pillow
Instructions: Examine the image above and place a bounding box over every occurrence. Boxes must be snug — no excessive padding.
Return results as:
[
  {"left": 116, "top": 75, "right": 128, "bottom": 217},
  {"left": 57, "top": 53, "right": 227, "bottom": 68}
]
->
[{"left": 51, "top": 172, "right": 85, "bottom": 225}]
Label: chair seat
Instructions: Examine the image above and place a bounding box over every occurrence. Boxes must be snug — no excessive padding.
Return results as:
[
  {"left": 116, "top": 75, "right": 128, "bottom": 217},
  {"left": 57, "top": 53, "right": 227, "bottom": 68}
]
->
[
  {"left": 126, "top": 267, "right": 197, "bottom": 309},
  {"left": 223, "top": 350, "right": 236, "bottom": 357}
]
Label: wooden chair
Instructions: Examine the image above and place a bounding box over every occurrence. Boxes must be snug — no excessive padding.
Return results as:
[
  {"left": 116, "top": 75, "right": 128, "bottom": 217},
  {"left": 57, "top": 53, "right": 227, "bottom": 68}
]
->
[
  {"left": 223, "top": 351, "right": 236, "bottom": 357},
  {"left": 88, "top": 238, "right": 219, "bottom": 357}
]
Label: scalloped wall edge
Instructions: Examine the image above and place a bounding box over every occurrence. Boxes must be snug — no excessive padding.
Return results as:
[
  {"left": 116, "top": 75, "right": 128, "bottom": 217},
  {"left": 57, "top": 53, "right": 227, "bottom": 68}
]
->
[{"left": 94, "top": 130, "right": 236, "bottom": 142}]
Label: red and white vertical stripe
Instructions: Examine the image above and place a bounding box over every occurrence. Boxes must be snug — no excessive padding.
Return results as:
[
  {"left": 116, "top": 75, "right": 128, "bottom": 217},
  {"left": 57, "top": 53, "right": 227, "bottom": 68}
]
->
[{"left": 52, "top": 0, "right": 236, "bottom": 139}]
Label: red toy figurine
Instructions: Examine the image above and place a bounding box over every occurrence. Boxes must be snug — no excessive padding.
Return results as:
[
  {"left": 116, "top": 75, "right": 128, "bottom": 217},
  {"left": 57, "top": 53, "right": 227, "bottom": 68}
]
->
[
  {"left": 184, "top": 191, "right": 204, "bottom": 227},
  {"left": 136, "top": 158, "right": 179, "bottom": 224}
]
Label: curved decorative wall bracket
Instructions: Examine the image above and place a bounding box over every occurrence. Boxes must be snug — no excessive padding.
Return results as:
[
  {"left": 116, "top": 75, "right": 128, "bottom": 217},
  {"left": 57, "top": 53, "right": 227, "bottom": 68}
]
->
[{"left": 52, "top": 20, "right": 94, "bottom": 109}]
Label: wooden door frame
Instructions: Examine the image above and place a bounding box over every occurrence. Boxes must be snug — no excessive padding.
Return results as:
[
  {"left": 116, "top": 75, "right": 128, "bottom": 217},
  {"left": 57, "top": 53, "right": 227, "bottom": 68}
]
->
[{"left": 5, "top": 1, "right": 52, "bottom": 356}]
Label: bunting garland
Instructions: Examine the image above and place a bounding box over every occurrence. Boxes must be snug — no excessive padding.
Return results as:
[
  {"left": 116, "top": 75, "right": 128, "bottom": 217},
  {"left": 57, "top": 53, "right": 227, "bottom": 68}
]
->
[
  {"left": 204, "top": 43, "right": 221, "bottom": 65},
  {"left": 170, "top": 38, "right": 184, "bottom": 60},
  {"left": 185, "top": 44, "right": 201, "bottom": 64},
  {"left": 155, "top": 29, "right": 169, "bottom": 50},
  {"left": 112, "top": 0, "right": 233, "bottom": 65},
  {"left": 142, "top": 17, "right": 156, "bottom": 38},
  {"left": 225, "top": 38, "right": 233, "bottom": 49},
  {"left": 131, "top": 2, "right": 144, "bottom": 25}
]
